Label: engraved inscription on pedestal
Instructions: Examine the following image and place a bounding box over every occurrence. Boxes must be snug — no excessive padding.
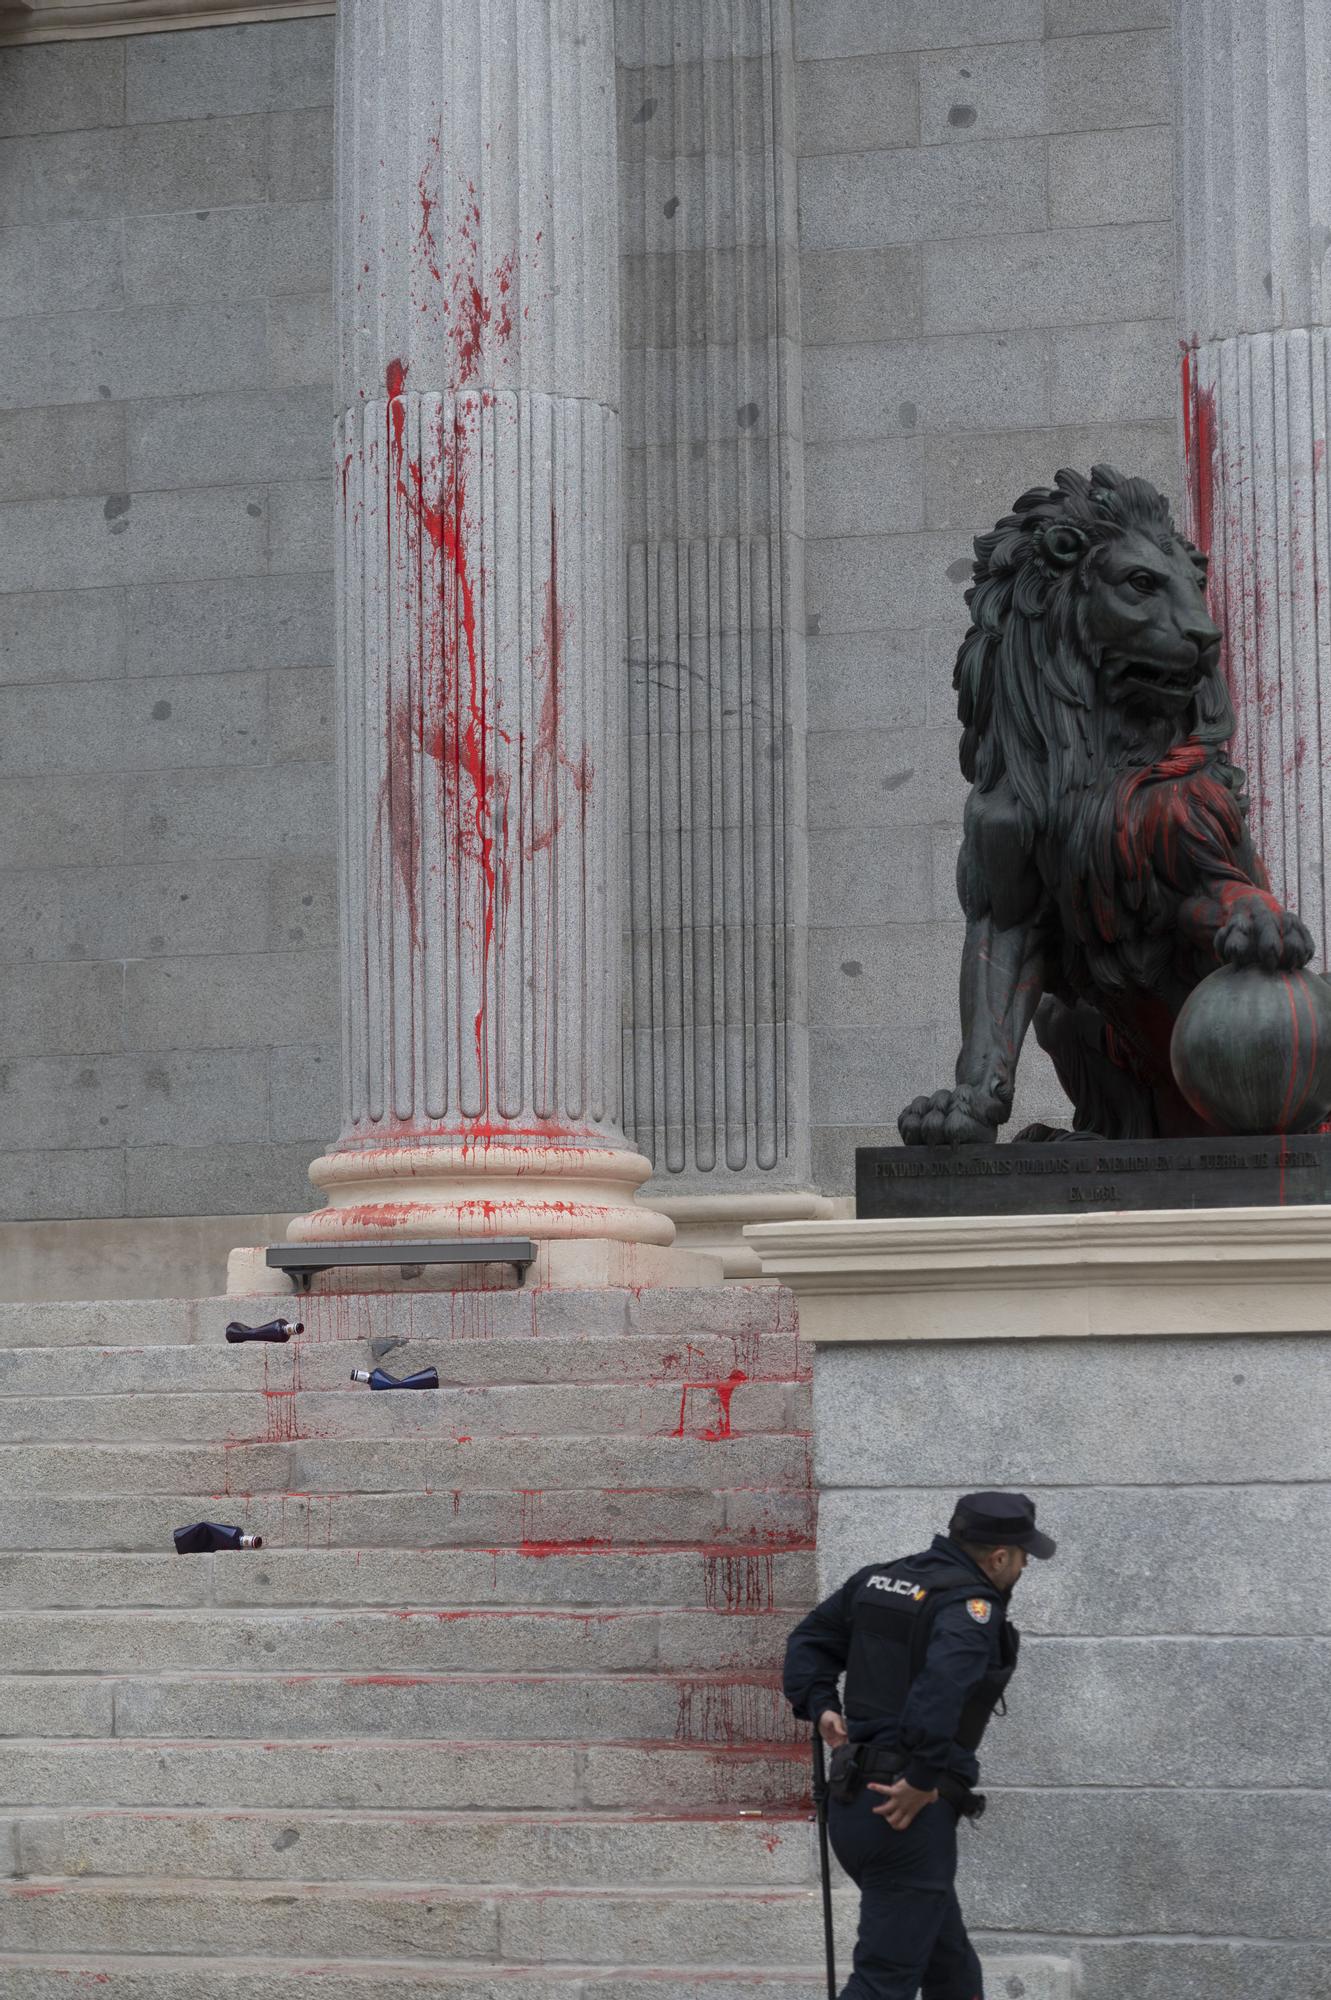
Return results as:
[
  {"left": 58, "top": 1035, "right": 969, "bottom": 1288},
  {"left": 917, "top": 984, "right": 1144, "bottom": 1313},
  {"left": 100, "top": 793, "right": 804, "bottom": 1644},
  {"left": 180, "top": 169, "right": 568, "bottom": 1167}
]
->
[{"left": 857, "top": 1135, "right": 1331, "bottom": 1221}]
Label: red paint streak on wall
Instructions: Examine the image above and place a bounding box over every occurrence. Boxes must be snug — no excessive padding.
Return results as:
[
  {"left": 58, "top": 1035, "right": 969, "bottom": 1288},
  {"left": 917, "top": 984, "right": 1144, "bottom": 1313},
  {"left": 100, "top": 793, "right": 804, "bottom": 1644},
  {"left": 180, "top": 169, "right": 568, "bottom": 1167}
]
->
[
  {"left": 673, "top": 1370, "right": 748, "bottom": 1441},
  {"left": 702, "top": 1551, "right": 776, "bottom": 1613},
  {"left": 1181, "top": 342, "right": 1217, "bottom": 564}
]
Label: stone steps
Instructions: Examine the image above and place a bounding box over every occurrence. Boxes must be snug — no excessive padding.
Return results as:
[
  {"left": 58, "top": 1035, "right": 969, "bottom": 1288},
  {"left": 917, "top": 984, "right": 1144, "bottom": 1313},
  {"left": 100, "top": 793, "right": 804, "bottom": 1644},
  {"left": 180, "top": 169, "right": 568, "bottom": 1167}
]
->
[
  {"left": 0, "top": 1670, "right": 798, "bottom": 1741},
  {"left": 0, "top": 1282, "right": 829, "bottom": 1984},
  {"left": 0, "top": 1607, "right": 795, "bottom": 1673},
  {"left": 0, "top": 1381, "right": 800, "bottom": 1442},
  {"left": 0, "top": 1548, "right": 818, "bottom": 1609},
  {"left": 0, "top": 1954, "right": 849, "bottom": 1999},
  {"left": 0, "top": 1434, "right": 813, "bottom": 1494},
  {"left": 0, "top": 1876, "right": 851, "bottom": 1964},
  {"left": 0, "top": 1291, "right": 797, "bottom": 1351},
  {"left": 13, "top": 1807, "right": 819, "bottom": 1883},
  {"left": 0, "top": 1737, "right": 809, "bottom": 1811},
  {"left": 0, "top": 1336, "right": 805, "bottom": 1391},
  {"left": 4, "top": 1487, "right": 817, "bottom": 1552}
]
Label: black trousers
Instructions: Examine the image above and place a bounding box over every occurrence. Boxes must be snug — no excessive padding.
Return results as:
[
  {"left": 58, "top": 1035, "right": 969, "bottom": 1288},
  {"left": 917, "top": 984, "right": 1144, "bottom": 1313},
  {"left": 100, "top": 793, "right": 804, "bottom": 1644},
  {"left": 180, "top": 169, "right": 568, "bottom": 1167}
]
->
[{"left": 828, "top": 1787, "right": 983, "bottom": 2000}]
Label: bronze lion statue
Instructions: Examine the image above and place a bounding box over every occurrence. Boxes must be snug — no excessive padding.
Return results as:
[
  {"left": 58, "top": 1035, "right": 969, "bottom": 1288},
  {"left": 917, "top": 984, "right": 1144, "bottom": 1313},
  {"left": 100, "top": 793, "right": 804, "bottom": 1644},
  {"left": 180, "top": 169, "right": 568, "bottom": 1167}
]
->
[{"left": 899, "top": 465, "right": 1316, "bottom": 1146}]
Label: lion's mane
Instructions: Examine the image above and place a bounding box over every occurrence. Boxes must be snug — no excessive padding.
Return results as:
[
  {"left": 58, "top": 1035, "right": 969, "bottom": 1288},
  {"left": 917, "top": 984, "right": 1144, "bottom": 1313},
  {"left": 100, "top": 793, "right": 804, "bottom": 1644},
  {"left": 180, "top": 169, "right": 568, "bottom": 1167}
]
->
[
  {"left": 954, "top": 465, "right": 1254, "bottom": 999},
  {"left": 953, "top": 463, "right": 1236, "bottom": 833}
]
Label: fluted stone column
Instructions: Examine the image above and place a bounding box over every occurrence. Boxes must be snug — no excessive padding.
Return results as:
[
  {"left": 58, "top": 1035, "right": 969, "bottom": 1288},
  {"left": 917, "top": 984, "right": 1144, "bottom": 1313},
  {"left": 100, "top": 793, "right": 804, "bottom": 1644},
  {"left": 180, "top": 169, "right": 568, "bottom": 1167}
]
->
[
  {"left": 618, "top": 0, "right": 831, "bottom": 1272},
  {"left": 1178, "top": 0, "right": 1331, "bottom": 957},
  {"left": 289, "top": 0, "right": 674, "bottom": 1257}
]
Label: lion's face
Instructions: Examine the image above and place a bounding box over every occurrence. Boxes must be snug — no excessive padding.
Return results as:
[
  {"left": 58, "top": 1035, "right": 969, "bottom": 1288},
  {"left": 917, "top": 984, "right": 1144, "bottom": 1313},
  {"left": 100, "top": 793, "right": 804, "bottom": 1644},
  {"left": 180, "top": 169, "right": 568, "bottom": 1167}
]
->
[{"left": 1083, "top": 526, "right": 1222, "bottom": 720}]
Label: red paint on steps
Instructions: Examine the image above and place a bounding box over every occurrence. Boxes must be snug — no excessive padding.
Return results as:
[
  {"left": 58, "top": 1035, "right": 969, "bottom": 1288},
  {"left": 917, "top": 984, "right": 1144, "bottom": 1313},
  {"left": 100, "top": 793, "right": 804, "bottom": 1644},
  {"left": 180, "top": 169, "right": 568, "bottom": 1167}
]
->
[{"left": 673, "top": 1369, "right": 748, "bottom": 1440}]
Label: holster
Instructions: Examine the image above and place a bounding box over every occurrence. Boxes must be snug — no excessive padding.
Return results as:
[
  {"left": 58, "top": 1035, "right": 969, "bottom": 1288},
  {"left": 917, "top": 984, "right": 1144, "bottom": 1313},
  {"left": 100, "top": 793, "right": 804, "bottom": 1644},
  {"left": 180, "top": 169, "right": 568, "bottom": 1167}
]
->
[{"left": 827, "top": 1743, "right": 986, "bottom": 1820}]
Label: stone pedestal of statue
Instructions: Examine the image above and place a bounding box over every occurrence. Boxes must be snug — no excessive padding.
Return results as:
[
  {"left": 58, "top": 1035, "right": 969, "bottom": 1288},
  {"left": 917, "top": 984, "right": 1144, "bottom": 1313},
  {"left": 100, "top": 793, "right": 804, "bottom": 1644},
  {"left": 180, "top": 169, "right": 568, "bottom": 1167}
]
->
[{"left": 746, "top": 1204, "right": 1331, "bottom": 1997}]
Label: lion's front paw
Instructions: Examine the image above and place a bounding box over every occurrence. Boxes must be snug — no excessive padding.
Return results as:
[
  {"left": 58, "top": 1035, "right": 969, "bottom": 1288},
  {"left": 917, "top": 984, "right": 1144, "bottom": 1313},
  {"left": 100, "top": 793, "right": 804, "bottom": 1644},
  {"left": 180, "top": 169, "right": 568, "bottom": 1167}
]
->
[
  {"left": 898, "top": 1086, "right": 1003, "bottom": 1148},
  {"left": 1214, "top": 899, "right": 1316, "bottom": 972}
]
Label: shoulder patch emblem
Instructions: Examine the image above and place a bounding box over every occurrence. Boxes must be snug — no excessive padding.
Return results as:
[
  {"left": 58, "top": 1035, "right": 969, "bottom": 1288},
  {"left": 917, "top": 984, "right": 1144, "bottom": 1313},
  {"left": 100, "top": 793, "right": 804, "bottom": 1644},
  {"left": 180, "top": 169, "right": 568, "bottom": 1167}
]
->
[{"left": 966, "top": 1597, "right": 992, "bottom": 1625}]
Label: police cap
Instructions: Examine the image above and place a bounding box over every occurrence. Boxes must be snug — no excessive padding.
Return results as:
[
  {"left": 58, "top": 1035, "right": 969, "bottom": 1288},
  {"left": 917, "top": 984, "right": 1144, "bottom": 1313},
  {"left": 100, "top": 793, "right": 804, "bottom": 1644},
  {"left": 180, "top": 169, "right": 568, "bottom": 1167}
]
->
[{"left": 952, "top": 1490, "right": 1056, "bottom": 1560}]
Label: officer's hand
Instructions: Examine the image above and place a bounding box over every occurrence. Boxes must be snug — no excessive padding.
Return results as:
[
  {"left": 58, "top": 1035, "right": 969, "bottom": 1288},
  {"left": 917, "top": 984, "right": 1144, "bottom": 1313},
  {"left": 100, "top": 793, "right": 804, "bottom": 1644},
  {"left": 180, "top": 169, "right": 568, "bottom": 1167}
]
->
[
  {"left": 818, "top": 1710, "right": 848, "bottom": 1750},
  {"left": 868, "top": 1779, "right": 938, "bottom": 1830}
]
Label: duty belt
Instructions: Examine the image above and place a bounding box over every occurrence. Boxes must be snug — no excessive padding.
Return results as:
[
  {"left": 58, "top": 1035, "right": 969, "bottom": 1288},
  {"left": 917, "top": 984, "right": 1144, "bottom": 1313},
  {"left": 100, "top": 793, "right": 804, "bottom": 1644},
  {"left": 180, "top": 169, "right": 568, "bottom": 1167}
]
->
[{"left": 827, "top": 1742, "right": 987, "bottom": 1820}]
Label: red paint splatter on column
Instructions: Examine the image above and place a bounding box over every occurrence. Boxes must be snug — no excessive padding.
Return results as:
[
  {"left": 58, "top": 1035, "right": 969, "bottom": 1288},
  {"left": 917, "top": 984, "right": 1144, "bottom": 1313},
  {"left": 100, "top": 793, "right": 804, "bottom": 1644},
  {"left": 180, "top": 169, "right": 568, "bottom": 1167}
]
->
[{"left": 1181, "top": 342, "right": 1217, "bottom": 562}]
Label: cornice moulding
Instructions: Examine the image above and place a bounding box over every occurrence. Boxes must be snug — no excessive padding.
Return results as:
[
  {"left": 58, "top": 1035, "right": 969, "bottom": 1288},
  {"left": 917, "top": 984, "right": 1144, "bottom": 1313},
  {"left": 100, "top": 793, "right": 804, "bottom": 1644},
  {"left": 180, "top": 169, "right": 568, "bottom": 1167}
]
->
[
  {"left": 744, "top": 1207, "right": 1331, "bottom": 1343},
  {"left": 0, "top": 0, "right": 333, "bottom": 44}
]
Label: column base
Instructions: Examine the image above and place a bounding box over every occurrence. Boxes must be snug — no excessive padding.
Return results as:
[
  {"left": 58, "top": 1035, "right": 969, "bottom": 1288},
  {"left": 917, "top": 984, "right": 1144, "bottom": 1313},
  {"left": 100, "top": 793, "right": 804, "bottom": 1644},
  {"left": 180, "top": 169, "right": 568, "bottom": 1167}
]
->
[
  {"left": 226, "top": 1236, "right": 724, "bottom": 1296},
  {"left": 642, "top": 1190, "right": 851, "bottom": 1279},
  {"left": 288, "top": 1139, "right": 676, "bottom": 1251}
]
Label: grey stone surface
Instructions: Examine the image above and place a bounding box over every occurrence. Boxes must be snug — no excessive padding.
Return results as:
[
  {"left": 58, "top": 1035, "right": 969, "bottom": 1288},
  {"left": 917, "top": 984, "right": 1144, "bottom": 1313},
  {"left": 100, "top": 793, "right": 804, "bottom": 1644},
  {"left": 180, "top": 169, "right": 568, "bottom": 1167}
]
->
[
  {"left": 804, "top": 438, "right": 925, "bottom": 537},
  {"left": 1059, "top": 1941, "right": 1328, "bottom": 2000},
  {"left": 807, "top": 724, "right": 969, "bottom": 828},
  {"left": 124, "top": 574, "right": 331, "bottom": 679},
  {"left": 0, "top": 674, "right": 269, "bottom": 777},
  {"left": 268, "top": 479, "right": 333, "bottom": 571},
  {"left": 1048, "top": 124, "right": 1173, "bottom": 226},
  {"left": 799, "top": 138, "right": 1048, "bottom": 250},
  {"left": 0, "top": 41, "right": 125, "bottom": 137},
  {"left": 0, "top": 775, "right": 124, "bottom": 867},
  {"left": 806, "top": 629, "right": 931, "bottom": 732},
  {"left": 0, "top": 587, "right": 126, "bottom": 685},
  {"left": 796, "top": 55, "right": 919, "bottom": 156},
  {"left": 0, "top": 402, "right": 124, "bottom": 503},
  {"left": 803, "top": 333, "right": 1049, "bottom": 442},
  {"left": 0, "top": 488, "right": 270, "bottom": 594},
  {"left": 0, "top": 1050, "right": 271, "bottom": 1151},
  {"left": 266, "top": 665, "right": 333, "bottom": 762},
  {"left": 923, "top": 220, "right": 1174, "bottom": 333},
  {"left": 795, "top": 0, "right": 1045, "bottom": 62},
  {"left": 820, "top": 1483, "right": 1331, "bottom": 1636},
  {"left": 2, "top": 962, "right": 124, "bottom": 1058},
  {"left": 0, "top": 0, "right": 335, "bottom": 1241},
  {"left": 266, "top": 293, "right": 335, "bottom": 385},
  {"left": 127, "top": 386, "right": 331, "bottom": 491},
  {"left": 917, "top": 31, "right": 1170, "bottom": 144},
  {"left": 922, "top": 422, "right": 1177, "bottom": 530},
  {"left": 0, "top": 1150, "right": 127, "bottom": 1225},
  {"left": 1049, "top": 319, "right": 1176, "bottom": 421},
  {"left": 269, "top": 1041, "right": 339, "bottom": 1142},
  {"left": 0, "top": 301, "right": 270, "bottom": 411},
  {"left": 125, "top": 954, "right": 337, "bottom": 1053},
  {"left": 122, "top": 764, "right": 334, "bottom": 864},
  {"left": 0, "top": 218, "right": 124, "bottom": 318},
  {"left": 1047, "top": 0, "right": 1169, "bottom": 30},
  {"left": 814, "top": 1336, "right": 1331, "bottom": 1488},
  {"left": 805, "top": 530, "right": 973, "bottom": 631},
  {"left": 125, "top": 19, "right": 334, "bottom": 123},
  {"left": 959, "top": 1790, "right": 1331, "bottom": 1938},
  {"left": 798, "top": 246, "right": 923, "bottom": 345},
  {"left": 797, "top": 0, "right": 1184, "bottom": 1200},
  {"left": 124, "top": 202, "right": 332, "bottom": 308}
]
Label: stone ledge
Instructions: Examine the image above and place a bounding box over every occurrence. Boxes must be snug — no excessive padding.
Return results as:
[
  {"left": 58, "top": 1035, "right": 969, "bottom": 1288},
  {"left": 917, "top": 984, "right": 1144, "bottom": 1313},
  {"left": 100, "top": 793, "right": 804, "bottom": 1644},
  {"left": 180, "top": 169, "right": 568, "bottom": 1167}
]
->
[
  {"left": 0, "top": 0, "right": 332, "bottom": 44},
  {"left": 746, "top": 1206, "right": 1331, "bottom": 1341}
]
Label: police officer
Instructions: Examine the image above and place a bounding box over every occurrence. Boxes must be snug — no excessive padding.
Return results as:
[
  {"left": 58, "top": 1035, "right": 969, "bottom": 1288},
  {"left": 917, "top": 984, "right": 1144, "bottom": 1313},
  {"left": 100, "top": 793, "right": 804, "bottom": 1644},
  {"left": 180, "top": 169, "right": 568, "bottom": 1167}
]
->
[{"left": 783, "top": 1491, "right": 1056, "bottom": 2000}]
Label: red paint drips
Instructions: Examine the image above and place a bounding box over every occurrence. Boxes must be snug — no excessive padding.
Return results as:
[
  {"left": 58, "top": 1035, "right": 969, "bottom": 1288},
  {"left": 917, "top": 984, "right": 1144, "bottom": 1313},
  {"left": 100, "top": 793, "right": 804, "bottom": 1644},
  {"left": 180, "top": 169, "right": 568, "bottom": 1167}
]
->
[{"left": 673, "top": 1370, "right": 748, "bottom": 1441}]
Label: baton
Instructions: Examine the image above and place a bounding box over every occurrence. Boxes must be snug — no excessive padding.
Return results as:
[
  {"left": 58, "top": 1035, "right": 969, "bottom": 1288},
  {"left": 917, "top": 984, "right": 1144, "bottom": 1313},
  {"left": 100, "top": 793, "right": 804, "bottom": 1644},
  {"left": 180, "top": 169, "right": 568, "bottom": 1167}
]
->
[{"left": 811, "top": 1729, "right": 837, "bottom": 2000}]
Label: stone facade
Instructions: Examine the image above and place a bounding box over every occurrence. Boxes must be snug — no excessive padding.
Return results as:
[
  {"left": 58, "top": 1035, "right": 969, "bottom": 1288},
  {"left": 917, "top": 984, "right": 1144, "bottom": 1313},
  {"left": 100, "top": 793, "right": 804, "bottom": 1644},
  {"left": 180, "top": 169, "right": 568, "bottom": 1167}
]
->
[
  {"left": 0, "top": 21, "right": 340, "bottom": 1227},
  {"left": 814, "top": 1325, "right": 1331, "bottom": 2000},
  {"left": 797, "top": 0, "right": 1179, "bottom": 1188},
  {"left": 0, "top": 2, "right": 1186, "bottom": 1232}
]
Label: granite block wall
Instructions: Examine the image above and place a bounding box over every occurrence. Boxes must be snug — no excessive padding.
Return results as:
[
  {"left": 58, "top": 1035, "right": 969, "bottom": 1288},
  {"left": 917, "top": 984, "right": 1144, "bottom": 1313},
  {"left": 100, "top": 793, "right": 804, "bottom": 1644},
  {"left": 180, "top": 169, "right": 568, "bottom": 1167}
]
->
[
  {"left": 795, "top": 0, "right": 1180, "bottom": 1189},
  {"left": 0, "top": 22, "right": 339, "bottom": 1224},
  {"left": 814, "top": 1330, "right": 1331, "bottom": 2000}
]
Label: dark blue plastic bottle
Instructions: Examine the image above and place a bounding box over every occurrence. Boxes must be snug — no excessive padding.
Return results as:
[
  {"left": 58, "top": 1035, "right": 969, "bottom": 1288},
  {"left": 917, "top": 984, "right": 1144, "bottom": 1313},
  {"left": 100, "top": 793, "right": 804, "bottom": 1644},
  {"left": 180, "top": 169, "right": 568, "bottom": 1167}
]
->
[
  {"left": 225, "top": 1318, "right": 302, "bottom": 1343},
  {"left": 173, "top": 1521, "right": 263, "bottom": 1553},
  {"left": 349, "top": 1366, "right": 440, "bottom": 1391}
]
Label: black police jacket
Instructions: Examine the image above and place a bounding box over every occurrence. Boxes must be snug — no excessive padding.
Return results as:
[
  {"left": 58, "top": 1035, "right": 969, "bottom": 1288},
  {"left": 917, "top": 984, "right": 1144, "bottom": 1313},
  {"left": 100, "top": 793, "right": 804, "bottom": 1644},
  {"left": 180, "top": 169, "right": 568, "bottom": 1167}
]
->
[{"left": 782, "top": 1533, "right": 1019, "bottom": 1792}]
